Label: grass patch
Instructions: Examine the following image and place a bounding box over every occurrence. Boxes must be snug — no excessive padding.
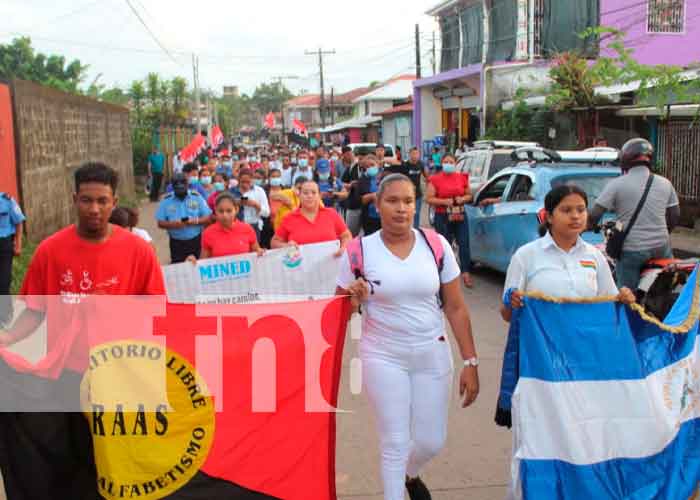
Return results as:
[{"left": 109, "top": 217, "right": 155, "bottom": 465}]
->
[{"left": 10, "top": 241, "right": 38, "bottom": 295}]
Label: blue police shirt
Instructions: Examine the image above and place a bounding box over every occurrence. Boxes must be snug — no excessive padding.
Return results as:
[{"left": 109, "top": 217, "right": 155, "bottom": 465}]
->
[
  {"left": 0, "top": 193, "right": 26, "bottom": 238},
  {"left": 155, "top": 191, "right": 212, "bottom": 240},
  {"left": 368, "top": 177, "right": 379, "bottom": 219}
]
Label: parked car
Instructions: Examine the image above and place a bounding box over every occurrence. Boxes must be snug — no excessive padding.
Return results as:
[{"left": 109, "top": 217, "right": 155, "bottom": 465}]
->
[
  {"left": 466, "top": 147, "right": 621, "bottom": 273},
  {"left": 457, "top": 141, "right": 540, "bottom": 196},
  {"left": 347, "top": 143, "right": 396, "bottom": 160}
]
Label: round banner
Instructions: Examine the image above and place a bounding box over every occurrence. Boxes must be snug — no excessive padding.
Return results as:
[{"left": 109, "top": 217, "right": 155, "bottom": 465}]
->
[{"left": 81, "top": 341, "right": 215, "bottom": 499}]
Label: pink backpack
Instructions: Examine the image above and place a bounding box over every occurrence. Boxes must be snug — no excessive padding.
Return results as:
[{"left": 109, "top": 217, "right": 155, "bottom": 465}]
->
[{"left": 347, "top": 228, "right": 446, "bottom": 306}]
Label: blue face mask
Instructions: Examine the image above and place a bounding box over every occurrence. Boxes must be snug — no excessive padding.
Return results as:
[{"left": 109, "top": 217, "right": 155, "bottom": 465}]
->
[
  {"left": 298, "top": 158, "right": 309, "bottom": 168},
  {"left": 319, "top": 173, "right": 330, "bottom": 181},
  {"left": 366, "top": 166, "right": 379, "bottom": 177},
  {"left": 442, "top": 163, "right": 456, "bottom": 174},
  {"left": 213, "top": 182, "right": 225, "bottom": 192},
  {"left": 270, "top": 178, "right": 283, "bottom": 187},
  {"left": 233, "top": 155, "right": 239, "bottom": 161},
  {"left": 254, "top": 179, "right": 264, "bottom": 187},
  {"left": 189, "top": 177, "right": 200, "bottom": 185},
  {"left": 201, "top": 176, "right": 212, "bottom": 185}
]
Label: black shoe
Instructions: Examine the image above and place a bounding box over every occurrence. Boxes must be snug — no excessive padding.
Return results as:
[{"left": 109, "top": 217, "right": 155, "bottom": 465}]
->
[{"left": 405, "top": 476, "right": 432, "bottom": 500}]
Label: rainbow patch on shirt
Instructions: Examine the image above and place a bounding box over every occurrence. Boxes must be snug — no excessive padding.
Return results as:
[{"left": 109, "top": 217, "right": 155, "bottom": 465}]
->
[{"left": 580, "top": 260, "right": 597, "bottom": 270}]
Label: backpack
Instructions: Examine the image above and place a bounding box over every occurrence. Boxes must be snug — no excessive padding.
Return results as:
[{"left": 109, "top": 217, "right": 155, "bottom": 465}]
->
[{"left": 346, "top": 228, "right": 446, "bottom": 307}]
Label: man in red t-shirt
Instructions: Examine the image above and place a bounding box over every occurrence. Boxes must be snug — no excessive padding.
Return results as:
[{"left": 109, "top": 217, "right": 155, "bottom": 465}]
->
[{"left": 0, "top": 162, "right": 165, "bottom": 500}]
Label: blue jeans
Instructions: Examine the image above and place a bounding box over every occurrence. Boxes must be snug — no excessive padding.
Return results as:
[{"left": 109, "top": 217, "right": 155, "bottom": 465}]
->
[
  {"left": 616, "top": 243, "right": 673, "bottom": 290},
  {"left": 414, "top": 197, "right": 423, "bottom": 228},
  {"left": 433, "top": 213, "right": 471, "bottom": 273}
]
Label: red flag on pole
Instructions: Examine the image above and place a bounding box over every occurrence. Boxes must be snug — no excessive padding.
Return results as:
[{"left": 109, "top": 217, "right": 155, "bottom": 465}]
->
[
  {"left": 292, "top": 119, "right": 308, "bottom": 138},
  {"left": 264, "top": 112, "right": 276, "bottom": 129},
  {"left": 210, "top": 126, "right": 224, "bottom": 148}
]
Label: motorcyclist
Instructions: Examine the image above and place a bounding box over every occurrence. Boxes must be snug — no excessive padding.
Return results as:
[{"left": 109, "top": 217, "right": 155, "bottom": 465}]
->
[{"left": 589, "top": 138, "right": 680, "bottom": 290}]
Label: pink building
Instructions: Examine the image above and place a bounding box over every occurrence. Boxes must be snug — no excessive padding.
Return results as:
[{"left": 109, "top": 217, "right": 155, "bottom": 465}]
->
[{"left": 602, "top": 0, "right": 700, "bottom": 67}]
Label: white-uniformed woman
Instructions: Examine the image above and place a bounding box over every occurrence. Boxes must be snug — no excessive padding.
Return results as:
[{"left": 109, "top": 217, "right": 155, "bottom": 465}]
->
[
  {"left": 502, "top": 184, "right": 635, "bottom": 321},
  {"left": 336, "top": 173, "right": 479, "bottom": 500}
]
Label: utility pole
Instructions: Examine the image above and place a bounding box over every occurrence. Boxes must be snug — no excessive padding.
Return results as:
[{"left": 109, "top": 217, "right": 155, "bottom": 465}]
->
[
  {"left": 192, "top": 54, "right": 201, "bottom": 133},
  {"left": 431, "top": 31, "right": 437, "bottom": 75},
  {"left": 272, "top": 75, "right": 298, "bottom": 144},
  {"left": 330, "top": 87, "right": 335, "bottom": 125},
  {"left": 415, "top": 24, "right": 422, "bottom": 79},
  {"left": 305, "top": 48, "right": 336, "bottom": 128}
]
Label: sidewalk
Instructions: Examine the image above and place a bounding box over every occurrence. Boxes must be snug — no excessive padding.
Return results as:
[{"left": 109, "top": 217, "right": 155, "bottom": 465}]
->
[{"left": 672, "top": 227, "right": 700, "bottom": 258}]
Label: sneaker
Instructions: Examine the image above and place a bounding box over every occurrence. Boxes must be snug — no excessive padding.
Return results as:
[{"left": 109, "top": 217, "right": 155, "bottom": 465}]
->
[{"left": 405, "top": 476, "right": 432, "bottom": 500}]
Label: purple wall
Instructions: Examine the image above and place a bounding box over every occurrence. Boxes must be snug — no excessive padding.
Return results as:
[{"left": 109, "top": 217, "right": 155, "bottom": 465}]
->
[{"left": 602, "top": 0, "right": 700, "bottom": 67}]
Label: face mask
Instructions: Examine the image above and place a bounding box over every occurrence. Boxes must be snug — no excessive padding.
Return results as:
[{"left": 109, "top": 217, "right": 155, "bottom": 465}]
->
[
  {"left": 201, "top": 176, "right": 212, "bottom": 185},
  {"left": 291, "top": 157, "right": 297, "bottom": 165},
  {"left": 213, "top": 182, "right": 225, "bottom": 192},
  {"left": 298, "top": 158, "right": 308, "bottom": 168},
  {"left": 331, "top": 156, "right": 338, "bottom": 162},
  {"left": 319, "top": 173, "right": 330, "bottom": 181},
  {"left": 270, "top": 178, "right": 283, "bottom": 187},
  {"left": 229, "top": 179, "right": 239, "bottom": 189},
  {"left": 442, "top": 163, "right": 456, "bottom": 174},
  {"left": 366, "top": 166, "right": 379, "bottom": 177},
  {"left": 189, "top": 177, "right": 200, "bottom": 185},
  {"left": 233, "top": 155, "right": 239, "bottom": 161},
  {"left": 254, "top": 179, "right": 264, "bottom": 187}
]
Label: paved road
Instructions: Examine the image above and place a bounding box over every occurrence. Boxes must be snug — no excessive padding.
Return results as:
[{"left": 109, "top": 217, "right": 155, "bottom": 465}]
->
[{"left": 140, "top": 200, "right": 512, "bottom": 500}]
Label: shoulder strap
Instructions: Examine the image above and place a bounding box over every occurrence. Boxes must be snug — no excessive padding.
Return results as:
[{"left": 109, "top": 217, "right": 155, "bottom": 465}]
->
[
  {"left": 623, "top": 174, "right": 655, "bottom": 239},
  {"left": 417, "top": 228, "right": 444, "bottom": 272},
  {"left": 347, "top": 236, "right": 365, "bottom": 279}
]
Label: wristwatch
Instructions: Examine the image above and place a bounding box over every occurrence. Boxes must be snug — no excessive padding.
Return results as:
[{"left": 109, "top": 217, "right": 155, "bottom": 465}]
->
[{"left": 463, "top": 357, "right": 479, "bottom": 367}]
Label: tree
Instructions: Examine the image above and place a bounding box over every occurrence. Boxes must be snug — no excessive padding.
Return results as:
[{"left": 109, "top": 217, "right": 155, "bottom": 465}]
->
[
  {"left": 0, "top": 37, "right": 88, "bottom": 93},
  {"left": 546, "top": 27, "right": 700, "bottom": 145},
  {"left": 129, "top": 80, "right": 146, "bottom": 119},
  {"left": 251, "top": 82, "right": 292, "bottom": 114}
]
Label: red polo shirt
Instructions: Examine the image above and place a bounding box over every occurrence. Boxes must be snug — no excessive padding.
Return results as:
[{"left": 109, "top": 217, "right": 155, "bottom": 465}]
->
[
  {"left": 275, "top": 207, "right": 347, "bottom": 245},
  {"left": 202, "top": 220, "right": 257, "bottom": 257}
]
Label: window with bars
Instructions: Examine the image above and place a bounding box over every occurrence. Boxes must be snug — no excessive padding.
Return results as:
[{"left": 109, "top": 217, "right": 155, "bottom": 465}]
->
[{"left": 648, "top": 0, "right": 685, "bottom": 33}]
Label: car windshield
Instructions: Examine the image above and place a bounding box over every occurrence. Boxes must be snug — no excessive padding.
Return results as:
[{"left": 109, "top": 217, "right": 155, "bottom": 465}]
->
[{"left": 550, "top": 174, "right": 618, "bottom": 207}]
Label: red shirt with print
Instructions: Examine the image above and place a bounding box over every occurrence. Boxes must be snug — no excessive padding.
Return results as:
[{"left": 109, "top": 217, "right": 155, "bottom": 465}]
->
[
  {"left": 19, "top": 225, "right": 165, "bottom": 373},
  {"left": 202, "top": 220, "right": 257, "bottom": 257},
  {"left": 429, "top": 172, "right": 469, "bottom": 214},
  {"left": 275, "top": 206, "right": 347, "bottom": 245}
]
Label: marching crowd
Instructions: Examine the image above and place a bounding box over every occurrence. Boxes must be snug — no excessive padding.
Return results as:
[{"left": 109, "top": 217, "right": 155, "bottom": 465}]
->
[{"left": 0, "top": 135, "right": 683, "bottom": 500}]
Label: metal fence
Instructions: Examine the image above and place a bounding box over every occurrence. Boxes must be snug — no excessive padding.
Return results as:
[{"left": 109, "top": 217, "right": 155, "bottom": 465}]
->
[{"left": 658, "top": 120, "right": 700, "bottom": 203}]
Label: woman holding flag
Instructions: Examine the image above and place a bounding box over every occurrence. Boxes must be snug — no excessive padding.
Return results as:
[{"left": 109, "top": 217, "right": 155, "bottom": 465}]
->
[
  {"left": 336, "top": 173, "right": 479, "bottom": 500},
  {"left": 501, "top": 184, "right": 636, "bottom": 322}
]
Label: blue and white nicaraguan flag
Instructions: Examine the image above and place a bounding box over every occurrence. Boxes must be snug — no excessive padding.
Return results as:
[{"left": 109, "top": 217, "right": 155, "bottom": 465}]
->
[{"left": 499, "top": 269, "right": 700, "bottom": 500}]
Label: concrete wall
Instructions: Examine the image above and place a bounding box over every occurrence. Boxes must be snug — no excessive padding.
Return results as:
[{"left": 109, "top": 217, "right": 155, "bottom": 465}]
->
[
  {"left": 419, "top": 87, "right": 443, "bottom": 145},
  {"left": 602, "top": 0, "right": 700, "bottom": 67},
  {"left": 12, "top": 79, "right": 134, "bottom": 242}
]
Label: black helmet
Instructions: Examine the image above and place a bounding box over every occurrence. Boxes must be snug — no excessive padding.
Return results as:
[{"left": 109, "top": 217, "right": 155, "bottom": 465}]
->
[{"left": 619, "top": 138, "right": 654, "bottom": 169}]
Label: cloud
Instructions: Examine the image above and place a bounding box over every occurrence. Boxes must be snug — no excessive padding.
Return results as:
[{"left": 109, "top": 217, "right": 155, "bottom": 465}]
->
[{"left": 2, "top": 0, "right": 438, "bottom": 95}]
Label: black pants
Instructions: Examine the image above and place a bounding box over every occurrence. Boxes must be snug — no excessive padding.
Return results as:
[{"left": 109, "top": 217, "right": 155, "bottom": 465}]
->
[
  {"left": 169, "top": 235, "right": 201, "bottom": 264},
  {"left": 150, "top": 172, "right": 164, "bottom": 201},
  {"left": 259, "top": 217, "right": 273, "bottom": 249},
  {"left": 0, "top": 362, "right": 99, "bottom": 500},
  {"left": 0, "top": 236, "right": 14, "bottom": 326},
  {"left": 362, "top": 216, "right": 381, "bottom": 236}
]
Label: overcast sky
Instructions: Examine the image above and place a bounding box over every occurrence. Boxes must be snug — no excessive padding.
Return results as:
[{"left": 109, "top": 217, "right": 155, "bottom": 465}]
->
[{"left": 2, "top": 0, "right": 440, "bottom": 96}]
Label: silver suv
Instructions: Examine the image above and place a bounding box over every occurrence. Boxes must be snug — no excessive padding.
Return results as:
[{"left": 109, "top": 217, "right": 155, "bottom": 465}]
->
[{"left": 457, "top": 141, "right": 539, "bottom": 196}]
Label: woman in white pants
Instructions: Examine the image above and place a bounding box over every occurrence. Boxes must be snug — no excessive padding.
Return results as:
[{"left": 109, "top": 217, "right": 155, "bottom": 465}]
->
[{"left": 336, "top": 173, "right": 480, "bottom": 500}]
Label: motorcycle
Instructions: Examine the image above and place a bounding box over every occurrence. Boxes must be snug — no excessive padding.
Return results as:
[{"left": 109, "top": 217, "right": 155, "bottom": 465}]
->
[{"left": 594, "top": 220, "right": 698, "bottom": 321}]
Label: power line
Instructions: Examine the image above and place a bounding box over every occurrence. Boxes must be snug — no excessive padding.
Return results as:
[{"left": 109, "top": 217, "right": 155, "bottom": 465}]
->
[{"left": 123, "top": 0, "right": 179, "bottom": 66}]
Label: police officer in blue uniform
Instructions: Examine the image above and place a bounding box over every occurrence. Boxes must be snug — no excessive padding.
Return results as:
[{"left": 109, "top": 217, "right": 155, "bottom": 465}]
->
[
  {"left": 156, "top": 173, "right": 212, "bottom": 263},
  {"left": 0, "top": 193, "right": 25, "bottom": 327}
]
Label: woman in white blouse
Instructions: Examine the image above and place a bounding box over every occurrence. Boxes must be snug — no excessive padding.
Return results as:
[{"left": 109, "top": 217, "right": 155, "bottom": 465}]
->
[{"left": 501, "top": 184, "right": 635, "bottom": 322}]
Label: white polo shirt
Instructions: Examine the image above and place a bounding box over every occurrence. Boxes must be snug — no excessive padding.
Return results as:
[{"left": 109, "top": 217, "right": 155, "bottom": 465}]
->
[
  {"left": 503, "top": 232, "right": 618, "bottom": 300},
  {"left": 239, "top": 184, "right": 270, "bottom": 227}
]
